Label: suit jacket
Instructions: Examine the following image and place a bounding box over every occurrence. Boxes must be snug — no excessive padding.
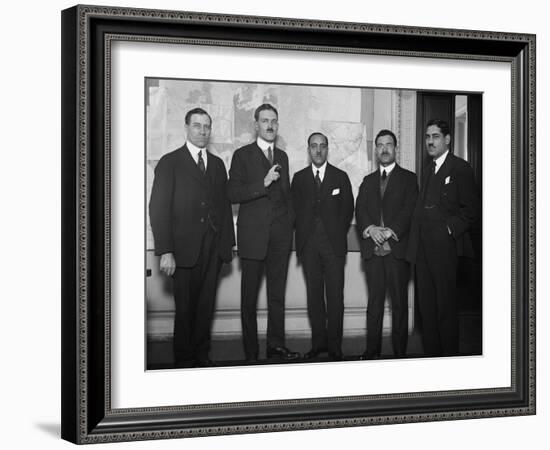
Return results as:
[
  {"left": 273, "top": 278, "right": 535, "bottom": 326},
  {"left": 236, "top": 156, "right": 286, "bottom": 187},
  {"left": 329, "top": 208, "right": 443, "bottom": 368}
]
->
[
  {"left": 227, "top": 142, "right": 294, "bottom": 260},
  {"left": 291, "top": 163, "right": 354, "bottom": 258},
  {"left": 149, "top": 144, "right": 235, "bottom": 267},
  {"left": 406, "top": 153, "right": 480, "bottom": 263},
  {"left": 356, "top": 164, "right": 418, "bottom": 260}
]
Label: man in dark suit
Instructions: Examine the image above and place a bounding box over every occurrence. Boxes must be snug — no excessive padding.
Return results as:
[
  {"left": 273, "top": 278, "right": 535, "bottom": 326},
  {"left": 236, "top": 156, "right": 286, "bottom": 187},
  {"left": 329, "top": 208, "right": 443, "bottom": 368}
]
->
[
  {"left": 227, "top": 103, "right": 299, "bottom": 362},
  {"left": 355, "top": 130, "right": 418, "bottom": 359},
  {"left": 291, "top": 132, "right": 354, "bottom": 361},
  {"left": 406, "top": 119, "right": 480, "bottom": 357},
  {"left": 149, "top": 107, "right": 235, "bottom": 368}
]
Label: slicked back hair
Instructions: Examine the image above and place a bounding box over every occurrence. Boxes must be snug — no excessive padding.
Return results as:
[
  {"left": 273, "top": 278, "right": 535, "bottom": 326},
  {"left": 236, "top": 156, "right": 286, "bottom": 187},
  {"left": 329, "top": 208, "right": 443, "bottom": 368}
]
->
[
  {"left": 374, "top": 129, "right": 397, "bottom": 147},
  {"left": 254, "top": 103, "right": 278, "bottom": 121},
  {"left": 184, "top": 107, "right": 212, "bottom": 126},
  {"left": 426, "top": 118, "right": 450, "bottom": 137},
  {"left": 307, "top": 132, "right": 329, "bottom": 146}
]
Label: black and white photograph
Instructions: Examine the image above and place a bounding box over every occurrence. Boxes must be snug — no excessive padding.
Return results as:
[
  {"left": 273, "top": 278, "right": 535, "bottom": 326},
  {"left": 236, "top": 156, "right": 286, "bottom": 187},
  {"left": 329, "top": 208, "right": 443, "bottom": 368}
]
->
[
  {"left": 145, "top": 78, "right": 483, "bottom": 370},
  {"left": 55, "top": 1, "right": 539, "bottom": 446}
]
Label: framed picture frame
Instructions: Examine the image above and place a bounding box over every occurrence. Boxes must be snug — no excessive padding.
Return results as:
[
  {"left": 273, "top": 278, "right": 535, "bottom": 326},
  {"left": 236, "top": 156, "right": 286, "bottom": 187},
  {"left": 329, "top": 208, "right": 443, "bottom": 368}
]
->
[{"left": 61, "top": 4, "right": 536, "bottom": 444}]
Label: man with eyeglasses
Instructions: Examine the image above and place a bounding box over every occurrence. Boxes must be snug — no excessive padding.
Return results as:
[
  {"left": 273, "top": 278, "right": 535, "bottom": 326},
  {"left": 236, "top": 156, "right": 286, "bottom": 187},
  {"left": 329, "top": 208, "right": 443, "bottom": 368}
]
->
[
  {"left": 291, "top": 132, "right": 354, "bottom": 361},
  {"left": 149, "top": 107, "right": 235, "bottom": 368},
  {"left": 356, "top": 129, "right": 418, "bottom": 359}
]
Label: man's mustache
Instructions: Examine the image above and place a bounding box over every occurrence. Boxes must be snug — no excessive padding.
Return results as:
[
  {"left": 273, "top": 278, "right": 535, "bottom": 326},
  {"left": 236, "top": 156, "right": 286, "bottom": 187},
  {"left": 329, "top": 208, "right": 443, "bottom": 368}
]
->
[{"left": 266, "top": 129, "right": 274, "bottom": 132}]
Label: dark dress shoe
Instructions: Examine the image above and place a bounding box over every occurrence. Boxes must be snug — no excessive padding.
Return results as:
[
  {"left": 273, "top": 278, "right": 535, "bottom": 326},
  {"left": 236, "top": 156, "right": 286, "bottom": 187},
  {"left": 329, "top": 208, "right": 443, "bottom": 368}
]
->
[
  {"left": 359, "top": 351, "right": 378, "bottom": 361},
  {"left": 329, "top": 352, "right": 343, "bottom": 362},
  {"left": 266, "top": 346, "right": 301, "bottom": 360},
  {"left": 245, "top": 355, "right": 258, "bottom": 364},
  {"left": 174, "top": 359, "right": 196, "bottom": 368},
  {"left": 195, "top": 358, "right": 217, "bottom": 367},
  {"left": 303, "top": 348, "right": 328, "bottom": 360}
]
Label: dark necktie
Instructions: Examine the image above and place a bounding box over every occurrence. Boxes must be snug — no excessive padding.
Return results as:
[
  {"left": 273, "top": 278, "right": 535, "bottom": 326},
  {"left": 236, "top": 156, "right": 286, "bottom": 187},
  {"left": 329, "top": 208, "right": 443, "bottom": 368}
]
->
[
  {"left": 422, "top": 161, "right": 436, "bottom": 203},
  {"left": 197, "top": 150, "right": 206, "bottom": 175},
  {"left": 380, "top": 169, "right": 388, "bottom": 197},
  {"left": 377, "top": 168, "right": 391, "bottom": 255},
  {"left": 315, "top": 169, "right": 322, "bottom": 189},
  {"left": 267, "top": 146, "right": 273, "bottom": 165}
]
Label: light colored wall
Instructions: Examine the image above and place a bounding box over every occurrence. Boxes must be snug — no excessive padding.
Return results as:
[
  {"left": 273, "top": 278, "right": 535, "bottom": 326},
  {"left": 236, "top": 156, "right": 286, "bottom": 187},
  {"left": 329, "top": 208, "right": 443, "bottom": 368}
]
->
[
  {"left": 146, "top": 80, "right": 416, "bottom": 249},
  {"left": 146, "top": 81, "right": 417, "bottom": 340},
  {"left": 147, "top": 251, "right": 415, "bottom": 339}
]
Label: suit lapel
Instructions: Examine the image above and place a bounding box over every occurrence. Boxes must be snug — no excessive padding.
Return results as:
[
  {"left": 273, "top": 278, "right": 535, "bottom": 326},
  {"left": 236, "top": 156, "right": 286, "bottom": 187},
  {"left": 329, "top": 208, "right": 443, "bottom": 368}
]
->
[
  {"left": 254, "top": 143, "right": 272, "bottom": 172},
  {"left": 436, "top": 153, "right": 453, "bottom": 185},
  {"left": 307, "top": 166, "right": 318, "bottom": 195},
  {"left": 319, "top": 164, "right": 334, "bottom": 200},
  {"left": 205, "top": 151, "right": 218, "bottom": 187},
  {"left": 180, "top": 144, "right": 208, "bottom": 186},
  {"left": 382, "top": 165, "right": 400, "bottom": 201},
  {"left": 420, "top": 160, "right": 433, "bottom": 195}
]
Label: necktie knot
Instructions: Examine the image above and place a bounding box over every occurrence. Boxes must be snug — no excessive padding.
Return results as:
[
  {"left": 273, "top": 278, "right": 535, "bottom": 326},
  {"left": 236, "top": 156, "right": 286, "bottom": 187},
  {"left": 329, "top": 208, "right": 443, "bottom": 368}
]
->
[{"left": 381, "top": 169, "right": 387, "bottom": 180}]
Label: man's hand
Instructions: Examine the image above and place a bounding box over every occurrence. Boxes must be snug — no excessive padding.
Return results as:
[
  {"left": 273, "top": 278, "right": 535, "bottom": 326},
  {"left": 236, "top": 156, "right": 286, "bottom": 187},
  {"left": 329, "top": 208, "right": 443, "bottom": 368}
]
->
[
  {"left": 264, "top": 164, "right": 281, "bottom": 187},
  {"left": 369, "top": 226, "right": 387, "bottom": 246},
  {"left": 159, "top": 253, "right": 176, "bottom": 277},
  {"left": 382, "top": 228, "right": 398, "bottom": 242}
]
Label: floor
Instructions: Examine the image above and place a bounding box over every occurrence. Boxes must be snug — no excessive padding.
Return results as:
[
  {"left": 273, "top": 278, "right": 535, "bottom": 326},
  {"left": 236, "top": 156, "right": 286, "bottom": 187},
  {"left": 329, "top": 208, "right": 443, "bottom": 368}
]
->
[{"left": 147, "top": 312, "right": 481, "bottom": 370}]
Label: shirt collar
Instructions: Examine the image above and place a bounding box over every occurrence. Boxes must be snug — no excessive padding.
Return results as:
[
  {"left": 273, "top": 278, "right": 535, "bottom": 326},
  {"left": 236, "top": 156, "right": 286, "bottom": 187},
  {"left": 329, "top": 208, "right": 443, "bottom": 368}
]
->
[
  {"left": 311, "top": 162, "right": 328, "bottom": 180},
  {"left": 434, "top": 150, "right": 449, "bottom": 173},
  {"left": 379, "top": 162, "right": 396, "bottom": 176},
  {"left": 186, "top": 141, "right": 207, "bottom": 160},
  {"left": 256, "top": 137, "right": 275, "bottom": 152}
]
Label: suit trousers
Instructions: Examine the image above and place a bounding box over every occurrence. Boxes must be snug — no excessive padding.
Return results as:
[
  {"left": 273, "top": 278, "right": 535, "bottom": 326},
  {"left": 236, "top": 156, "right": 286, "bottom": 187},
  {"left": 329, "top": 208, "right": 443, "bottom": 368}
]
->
[
  {"left": 415, "top": 219, "right": 459, "bottom": 356},
  {"left": 364, "top": 253, "right": 409, "bottom": 358},
  {"left": 172, "top": 228, "right": 221, "bottom": 363},
  {"left": 302, "top": 221, "right": 345, "bottom": 356},
  {"left": 240, "top": 216, "right": 292, "bottom": 359}
]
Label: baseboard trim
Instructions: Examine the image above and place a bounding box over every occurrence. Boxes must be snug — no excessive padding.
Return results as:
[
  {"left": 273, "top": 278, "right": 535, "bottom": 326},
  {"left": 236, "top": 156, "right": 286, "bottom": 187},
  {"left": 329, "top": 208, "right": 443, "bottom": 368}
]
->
[{"left": 148, "top": 305, "right": 414, "bottom": 340}]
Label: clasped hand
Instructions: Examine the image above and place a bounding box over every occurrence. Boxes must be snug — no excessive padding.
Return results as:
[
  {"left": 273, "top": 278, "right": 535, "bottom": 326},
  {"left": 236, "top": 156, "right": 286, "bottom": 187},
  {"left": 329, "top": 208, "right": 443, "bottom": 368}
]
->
[{"left": 364, "top": 226, "right": 398, "bottom": 246}]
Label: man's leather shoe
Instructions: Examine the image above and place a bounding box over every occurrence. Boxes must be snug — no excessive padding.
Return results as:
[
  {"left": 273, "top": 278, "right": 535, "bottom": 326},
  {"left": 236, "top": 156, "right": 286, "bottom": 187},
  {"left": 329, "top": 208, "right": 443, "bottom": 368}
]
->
[
  {"left": 195, "top": 358, "right": 217, "bottom": 367},
  {"left": 266, "top": 346, "right": 301, "bottom": 360},
  {"left": 359, "top": 351, "right": 378, "bottom": 361},
  {"left": 303, "top": 348, "right": 328, "bottom": 360},
  {"left": 174, "top": 359, "right": 196, "bottom": 368},
  {"left": 329, "top": 352, "right": 343, "bottom": 362}
]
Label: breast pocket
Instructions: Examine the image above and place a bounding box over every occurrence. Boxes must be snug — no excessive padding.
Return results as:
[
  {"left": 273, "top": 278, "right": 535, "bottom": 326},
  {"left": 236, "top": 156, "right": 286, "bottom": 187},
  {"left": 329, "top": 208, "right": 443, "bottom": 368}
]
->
[{"left": 441, "top": 179, "right": 458, "bottom": 199}]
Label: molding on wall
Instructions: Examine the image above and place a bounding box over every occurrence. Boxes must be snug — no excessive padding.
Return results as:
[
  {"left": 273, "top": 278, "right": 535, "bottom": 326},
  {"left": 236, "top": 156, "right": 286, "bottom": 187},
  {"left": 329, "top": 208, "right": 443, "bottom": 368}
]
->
[{"left": 147, "top": 304, "right": 414, "bottom": 340}]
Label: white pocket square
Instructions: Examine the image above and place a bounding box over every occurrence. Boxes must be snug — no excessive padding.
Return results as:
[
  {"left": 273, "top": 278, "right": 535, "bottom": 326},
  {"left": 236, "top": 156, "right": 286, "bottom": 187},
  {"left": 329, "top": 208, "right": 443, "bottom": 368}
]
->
[
  {"left": 445, "top": 176, "right": 451, "bottom": 185},
  {"left": 332, "top": 188, "right": 340, "bottom": 195}
]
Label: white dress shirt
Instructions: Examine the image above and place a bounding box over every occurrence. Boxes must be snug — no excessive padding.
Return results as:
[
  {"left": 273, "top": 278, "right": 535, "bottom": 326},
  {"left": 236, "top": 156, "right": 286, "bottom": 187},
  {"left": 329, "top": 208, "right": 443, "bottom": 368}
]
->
[
  {"left": 186, "top": 141, "right": 208, "bottom": 170},
  {"left": 433, "top": 150, "right": 449, "bottom": 174},
  {"left": 256, "top": 137, "right": 275, "bottom": 161},
  {"left": 311, "top": 161, "right": 328, "bottom": 182},
  {"left": 380, "top": 161, "right": 396, "bottom": 176}
]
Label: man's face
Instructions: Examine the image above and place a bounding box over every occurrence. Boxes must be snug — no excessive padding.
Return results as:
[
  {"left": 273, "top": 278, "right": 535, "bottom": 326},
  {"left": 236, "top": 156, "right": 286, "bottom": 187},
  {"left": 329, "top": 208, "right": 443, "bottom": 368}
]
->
[
  {"left": 425, "top": 124, "right": 450, "bottom": 159},
  {"left": 308, "top": 134, "right": 329, "bottom": 168},
  {"left": 185, "top": 113, "right": 211, "bottom": 148},
  {"left": 375, "top": 134, "right": 397, "bottom": 167},
  {"left": 255, "top": 109, "right": 278, "bottom": 143}
]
